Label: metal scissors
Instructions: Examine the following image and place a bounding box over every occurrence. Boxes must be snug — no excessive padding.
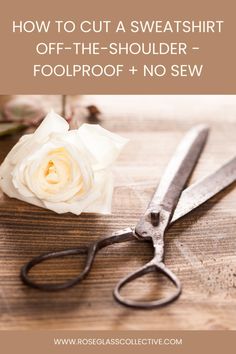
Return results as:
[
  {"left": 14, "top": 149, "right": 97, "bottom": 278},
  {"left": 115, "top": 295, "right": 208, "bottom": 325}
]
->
[{"left": 21, "top": 125, "right": 236, "bottom": 309}]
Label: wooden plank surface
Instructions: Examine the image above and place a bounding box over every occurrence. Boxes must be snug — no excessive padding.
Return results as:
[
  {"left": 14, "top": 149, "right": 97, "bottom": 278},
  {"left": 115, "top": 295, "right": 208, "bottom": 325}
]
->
[{"left": 0, "top": 96, "right": 236, "bottom": 330}]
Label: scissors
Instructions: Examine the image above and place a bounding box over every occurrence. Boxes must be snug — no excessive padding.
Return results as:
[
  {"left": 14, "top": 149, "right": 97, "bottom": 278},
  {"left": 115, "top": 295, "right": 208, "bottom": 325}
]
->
[{"left": 21, "top": 125, "right": 236, "bottom": 309}]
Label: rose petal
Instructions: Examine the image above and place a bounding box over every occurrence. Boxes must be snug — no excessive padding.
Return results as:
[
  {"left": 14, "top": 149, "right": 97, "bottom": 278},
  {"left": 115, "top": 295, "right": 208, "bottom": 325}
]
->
[
  {"left": 0, "top": 112, "right": 128, "bottom": 216},
  {"left": 43, "top": 187, "right": 101, "bottom": 215},
  {"left": 33, "top": 110, "right": 69, "bottom": 142},
  {"left": 78, "top": 124, "right": 128, "bottom": 170},
  {"left": 83, "top": 171, "right": 114, "bottom": 214}
]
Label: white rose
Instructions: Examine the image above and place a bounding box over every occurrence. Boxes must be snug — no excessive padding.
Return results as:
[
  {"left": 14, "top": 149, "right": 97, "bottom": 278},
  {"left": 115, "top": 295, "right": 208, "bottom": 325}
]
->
[{"left": 0, "top": 111, "right": 128, "bottom": 215}]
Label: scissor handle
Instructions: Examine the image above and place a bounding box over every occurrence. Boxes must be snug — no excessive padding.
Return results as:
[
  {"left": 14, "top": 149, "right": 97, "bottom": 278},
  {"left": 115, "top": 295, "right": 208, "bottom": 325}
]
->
[
  {"left": 20, "top": 246, "right": 95, "bottom": 291},
  {"left": 21, "top": 229, "right": 135, "bottom": 291},
  {"left": 113, "top": 261, "right": 182, "bottom": 309}
]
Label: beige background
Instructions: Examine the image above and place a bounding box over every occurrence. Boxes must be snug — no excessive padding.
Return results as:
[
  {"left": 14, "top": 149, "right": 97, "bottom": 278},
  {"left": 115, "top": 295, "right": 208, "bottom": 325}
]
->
[
  {"left": 0, "top": 0, "right": 235, "bottom": 93},
  {"left": 0, "top": 330, "right": 236, "bottom": 354}
]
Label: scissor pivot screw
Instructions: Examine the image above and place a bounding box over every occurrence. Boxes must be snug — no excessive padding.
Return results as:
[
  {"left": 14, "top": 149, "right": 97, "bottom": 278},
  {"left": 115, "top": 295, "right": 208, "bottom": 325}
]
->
[{"left": 150, "top": 211, "right": 160, "bottom": 226}]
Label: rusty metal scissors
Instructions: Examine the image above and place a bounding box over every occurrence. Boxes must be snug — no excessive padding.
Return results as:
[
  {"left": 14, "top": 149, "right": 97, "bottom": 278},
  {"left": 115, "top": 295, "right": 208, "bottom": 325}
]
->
[{"left": 21, "top": 125, "right": 236, "bottom": 309}]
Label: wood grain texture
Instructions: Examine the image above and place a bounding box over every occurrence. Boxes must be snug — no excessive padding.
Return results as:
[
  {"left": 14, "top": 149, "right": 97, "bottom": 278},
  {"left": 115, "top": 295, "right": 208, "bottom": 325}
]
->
[{"left": 0, "top": 96, "right": 236, "bottom": 330}]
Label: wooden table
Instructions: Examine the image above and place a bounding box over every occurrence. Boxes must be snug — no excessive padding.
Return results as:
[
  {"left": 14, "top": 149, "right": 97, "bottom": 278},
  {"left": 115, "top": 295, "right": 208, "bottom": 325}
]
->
[{"left": 0, "top": 95, "right": 236, "bottom": 330}]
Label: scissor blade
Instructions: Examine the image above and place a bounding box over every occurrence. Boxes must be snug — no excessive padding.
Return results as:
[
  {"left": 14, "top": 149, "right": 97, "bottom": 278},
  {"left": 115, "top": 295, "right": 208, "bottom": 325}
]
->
[
  {"left": 171, "top": 156, "right": 236, "bottom": 224},
  {"left": 148, "top": 124, "right": 209, "bottom": 217},
  {"left": 135, "top": 125, "right": 209, "bottom": 238}
]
